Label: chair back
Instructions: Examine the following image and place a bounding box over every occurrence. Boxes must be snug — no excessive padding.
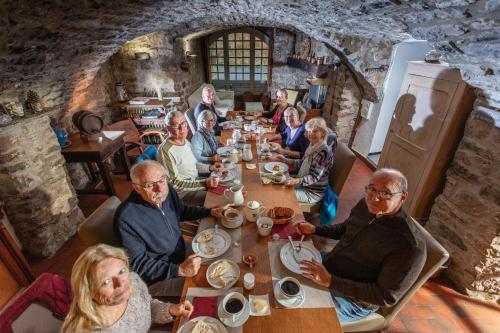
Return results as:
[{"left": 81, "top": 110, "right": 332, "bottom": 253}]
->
[
  {"left": 78, "top": 196, "right": 121, "bottom": 246},
  {"left": 185, "top": 108, "right": 197, "bottom": 136},
  {"left": 329, "top": 142, "right": 356, "bottom": 195},
  {"left": 380, "top": 219, "right": 449, "bottom": 324},
  {"left": 286, "top": 89, "right": 299, "bottom": 106},
  {"left": 243, "top": 91, "right": 254, "bottom": 103}
]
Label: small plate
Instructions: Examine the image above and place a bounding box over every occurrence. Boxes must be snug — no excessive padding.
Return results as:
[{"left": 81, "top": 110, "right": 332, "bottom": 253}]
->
[
  {"left": 245, "top": 115, "right": 255, "bottom": 121},
  {"left": 217, "top": 297, "right": 251, "bottom": 327},
  {"left": 206, "top": 259, "right": 240, "bottom": 289},
  {"left": 221, "top": 213, "right": 244, "bottom": 229},
  {"left": 279, "top": 242, "right": 322, "bottom": 274},
  {"left": 246, "top": 163, "right": 256, "bottom": 170},
  {"left": 249, "top": 294, "right": 271, "bottom": 316},
  {"left": 192, "top": 228, "right": 231, "bottom": 259},
  {"left": 213, "top": 170, "right": 236, "bottom": 183},
  {"left": 269, "top": 142, "right": 281, "bottom": 151},
  {"left": 264, "top": 162, "right": 288, "bottom": 173},
  {"left": 178, "top": 316, "right": 227, "bottom": 333},
  {"left": 273, "top": 281, "right": 305, "bottom": 308}
]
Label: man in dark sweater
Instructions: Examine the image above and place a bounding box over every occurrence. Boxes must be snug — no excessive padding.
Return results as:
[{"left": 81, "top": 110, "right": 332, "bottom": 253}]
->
[
  {"left": 294, "top": 168, "right": 426, "bottom": 323},
  {"left": 114, "top": 160, "right": 229, "bottom": 296},
  {"left": 194, "top": 86, "right": 230, "bottom": 137}
]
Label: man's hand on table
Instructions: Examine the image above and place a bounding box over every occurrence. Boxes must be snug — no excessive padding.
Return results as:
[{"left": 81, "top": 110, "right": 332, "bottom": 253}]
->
[
  {"left": 178, "top": 254, "right": 201, "bottom": 277},
  {"left": 169, "top": 300, "right": 194, "bottom": 318},
  {"left": 211, "top": 203, "right": 234, "bottom": 218},
  {"left": 300, "top": 259, "right": 332, "bottom": 288},
  {"left": 292, "top": 220, "right": 316, "bottom": 235}
]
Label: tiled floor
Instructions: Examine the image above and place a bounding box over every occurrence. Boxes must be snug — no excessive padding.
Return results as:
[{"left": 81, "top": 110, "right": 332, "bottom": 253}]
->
[{"left": 30, "top": 158, "right": 499, "bottom": 333}]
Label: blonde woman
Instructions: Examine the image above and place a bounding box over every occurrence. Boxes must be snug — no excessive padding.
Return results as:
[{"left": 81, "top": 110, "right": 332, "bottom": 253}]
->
[
  {"left": 61, "top": 244, "right": 193, "bottom": 333},
  {"left": 275, "top": 117, "right": 334, "bottom": 204}
]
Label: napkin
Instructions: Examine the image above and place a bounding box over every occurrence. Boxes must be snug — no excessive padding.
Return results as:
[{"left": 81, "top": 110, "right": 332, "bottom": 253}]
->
[
  {"left": 271, "top": 223, "right": 301, "bottom": 240},
  {"left": 189, "top": 296, "right": 219, "bottom": 319},
  {"left": 208, "top": 184, "right": 228, "bottom": 195}
]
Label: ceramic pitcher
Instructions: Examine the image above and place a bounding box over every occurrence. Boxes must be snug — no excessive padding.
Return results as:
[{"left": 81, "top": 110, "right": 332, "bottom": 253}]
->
[
  {"left": 224, "top": 185, "right": 245, "bottom": 206},
  {"left": 242, "top": 144, "right": 253, "bottom": 161}
]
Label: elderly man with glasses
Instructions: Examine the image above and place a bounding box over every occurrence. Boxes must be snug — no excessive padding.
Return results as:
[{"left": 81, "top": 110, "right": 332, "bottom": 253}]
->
[
  {"left": 114, "top": 160, "right": 230, "bottom": 297},
  {"left": 292, "top": 168, "right": 426, "bottom": 323},
  {"left": 158, "top": 110, "right": 223, "bottom": 206}
]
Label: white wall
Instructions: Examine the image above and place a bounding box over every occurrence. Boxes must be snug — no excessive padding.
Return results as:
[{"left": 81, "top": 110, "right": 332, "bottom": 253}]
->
[{"left": 369, "top": 40, "right": 432, "bottom": 153}]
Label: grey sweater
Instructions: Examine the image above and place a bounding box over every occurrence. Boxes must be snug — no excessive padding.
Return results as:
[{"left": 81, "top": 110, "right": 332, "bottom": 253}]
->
[{"left": 317, "top": 199, "right": 426, "bottom": 307}]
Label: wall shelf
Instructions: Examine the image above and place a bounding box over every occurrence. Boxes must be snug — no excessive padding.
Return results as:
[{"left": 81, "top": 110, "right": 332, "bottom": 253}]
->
[{"left": 286, "top": 57, "right": 336, "bottom": 78}]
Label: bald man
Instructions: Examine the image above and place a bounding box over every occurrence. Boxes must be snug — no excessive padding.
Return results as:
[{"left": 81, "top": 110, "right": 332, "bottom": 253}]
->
[
  {"left": 293, "top": 168, "right": 426, "bottom": 323},
  {"left": 114, "top": 160, "right": 230, "bottom": 296},
  {"left": 194, "top": 86, "right": 228, "bottom": 137}
]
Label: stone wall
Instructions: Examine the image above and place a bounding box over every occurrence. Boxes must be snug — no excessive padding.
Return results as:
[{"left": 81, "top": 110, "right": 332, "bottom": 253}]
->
[
  {"left": 0, "top": 115, "right": 84, "bottom": 258},
  {"left": 426, "top": 100, "right": 500, "bottom": 302}
]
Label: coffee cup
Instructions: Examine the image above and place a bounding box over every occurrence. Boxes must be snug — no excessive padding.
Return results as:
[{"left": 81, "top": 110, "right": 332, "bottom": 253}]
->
[
  {"left": 224, "top": 208, "right": 240, "bottom": 223},
  {"left": 243, "top": 123, "right": 253, "bottom": 132},
  {"left": 272, "top": 172, "right": 285, "bottom": 183},
  {"left": 244, "top": 200, "right": 266, "bottom": 222},
  {"left": 256, "top": 216, "right": 273, "bottom": 236},
  {"left": 278, "top": 277, "right": 301, "bottom": 298},
  {"left": 222, "top": 291, "right": 246, "bottom": 320}
]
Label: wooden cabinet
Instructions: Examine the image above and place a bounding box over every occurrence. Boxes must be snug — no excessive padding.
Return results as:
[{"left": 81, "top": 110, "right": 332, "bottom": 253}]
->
[{"left": 379, "top": 62, "right": 475, "bottom": 223}]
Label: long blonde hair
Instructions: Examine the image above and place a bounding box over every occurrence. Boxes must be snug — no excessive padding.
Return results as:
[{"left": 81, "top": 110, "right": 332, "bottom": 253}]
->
[{"left": 61, "top": 244, "right": 130, "bottom": 333}]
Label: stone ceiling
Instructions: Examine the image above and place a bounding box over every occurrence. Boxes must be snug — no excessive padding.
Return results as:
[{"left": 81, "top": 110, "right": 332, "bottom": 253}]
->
[{"left": 0, "top": 0, "right": 499, "bottom": 111}]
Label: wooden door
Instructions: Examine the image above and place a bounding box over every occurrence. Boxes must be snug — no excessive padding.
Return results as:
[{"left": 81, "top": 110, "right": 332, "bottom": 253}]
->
[{"left": 379, "top": 68, "right": 459, "bottom": 216}]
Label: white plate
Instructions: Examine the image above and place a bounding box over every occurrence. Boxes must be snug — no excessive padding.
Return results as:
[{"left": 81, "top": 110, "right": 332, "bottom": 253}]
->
[
  {"left": 213, "top": 170, "right": 236, "bottom": 183},
  {"left": 178, "top": 316, "right": 227, "bottom": 333},
  {"left": 245, "top": 163, "right": 256, "bottom": 170},
  {"left": 206, "top": 259, "right": 240, "bottom": 289},
  {"left": 273, "top": 281, "right": 305, "bottom": 308},
  {"left": 217, "top": 297, "right": 250, "bottom": 327},
  {"left": 221, "top": 214, "right": 244, "bottom": 229},
  {"left": 264, "top": 162, "right": 288, "bottom": 173},
  {"left": 249, "top": 294, "right": 271, "bottom": 316},
  {"left": 279, "top": 242, "right": 322, "bottom": 274},
  {"left": 245, "top": 116, "right": 255, "bottom": 121},
  {"left": 192, "top": 229, "right": 232, "bottom": 259},
  {"left": 269, "top": 142, "right": 281, "bottom": 151},
  {"left": 217, "top": 146, "right": 235, "bottom": 156}
]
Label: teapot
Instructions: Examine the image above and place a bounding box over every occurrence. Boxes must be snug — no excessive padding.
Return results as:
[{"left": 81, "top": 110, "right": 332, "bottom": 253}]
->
[
  {"left": 242, "top": 144, "right": 253, "bottom": 161},
  {"left": 224, "top": 185, "right": 245, "bottom": 206},
  {"left": 244, "top": 200, "right": 266, "bottom": 222}
]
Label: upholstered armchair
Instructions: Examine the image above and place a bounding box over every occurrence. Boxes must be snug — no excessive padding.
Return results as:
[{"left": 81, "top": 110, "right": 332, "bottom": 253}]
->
[{"left": 187, "top": 83, "right": 235, "bottom": 117}]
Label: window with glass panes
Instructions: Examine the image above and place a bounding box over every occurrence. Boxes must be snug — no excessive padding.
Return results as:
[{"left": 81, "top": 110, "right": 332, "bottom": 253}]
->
[{"left": 208, "top": 29, "right": 270, "bottom": 91}]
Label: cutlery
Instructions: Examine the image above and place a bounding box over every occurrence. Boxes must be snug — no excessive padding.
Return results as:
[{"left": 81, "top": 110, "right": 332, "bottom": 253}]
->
[
  {"left": 288, "top": 235, "right": 299, "bottom": 262},
  {"left": 297, "top": 235, "right": 304, "bottom": 253}
]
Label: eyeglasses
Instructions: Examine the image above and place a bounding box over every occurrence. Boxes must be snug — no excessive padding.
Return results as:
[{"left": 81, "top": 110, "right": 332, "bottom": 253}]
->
[
  {"left": 202, "top": 119, "right": 215, "bottom": 124},
  {"left": 168, "top": 121, "right": 188, "bottom": 130},
  {"left": 135, "top": 175, "right": 168, "bottom": 190},
  {"left": 284, "top": 115, "right": 297, "bottom": 119},
  {"left": 365, "top": 185, "right": 402, "bottom": 200}
]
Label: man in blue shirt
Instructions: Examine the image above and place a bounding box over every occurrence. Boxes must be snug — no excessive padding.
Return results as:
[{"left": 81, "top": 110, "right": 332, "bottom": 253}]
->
[{"left": 114, "top": 160, "right": 229, "bottom": 296}]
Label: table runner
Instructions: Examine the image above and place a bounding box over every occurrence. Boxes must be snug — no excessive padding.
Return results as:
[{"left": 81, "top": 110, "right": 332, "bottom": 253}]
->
[
  {"left": 178, "top": 287, "right": 244, "bottom": 333},
  {"left": 267, "top": 240, "right": 335, "bottom": 309}
]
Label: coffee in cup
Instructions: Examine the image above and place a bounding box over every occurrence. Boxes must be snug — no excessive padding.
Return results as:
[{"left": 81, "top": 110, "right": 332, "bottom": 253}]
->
[
  {"left": 279, "top": 277, "right": 301, "bottom": 298},
  {"left": 222, "top": 292, "right": 246, "bottom": 320}
]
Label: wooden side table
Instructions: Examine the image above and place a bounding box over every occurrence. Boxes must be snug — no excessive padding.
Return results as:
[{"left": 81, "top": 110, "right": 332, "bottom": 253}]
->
[{"left": 61, "top": 132, "right": 131, "bottom": 196}]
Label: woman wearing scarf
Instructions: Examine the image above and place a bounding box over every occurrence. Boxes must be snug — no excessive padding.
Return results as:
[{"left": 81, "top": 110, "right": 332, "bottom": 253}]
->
[
  {"left": 191, "top": 110, "right": 220, "bottom": 164},
  {"left": 275, "top": 117, "right": 334, "bottom": 204},
  {"left": 259, "top": 88, "right": 290, "bottom": 134}
]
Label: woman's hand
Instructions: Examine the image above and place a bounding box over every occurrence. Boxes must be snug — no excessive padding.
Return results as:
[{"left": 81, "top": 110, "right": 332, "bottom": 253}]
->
[
  {"left": 209, "top": 162, "right": 224, "bottom": 172},
  {"left": 299, "top": 259, "right": 332, "bottom": 288},
  {"left": 284, "top": 177, "right": 301, "bottom": 186},
  {"left": 169, "top": 300, "right": 194, "bottom": 318}
]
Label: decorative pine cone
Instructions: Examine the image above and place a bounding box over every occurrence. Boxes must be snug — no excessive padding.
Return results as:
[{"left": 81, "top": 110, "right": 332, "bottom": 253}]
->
[{"left": 25, "top": 90, "right": 42, "bottom": 113}]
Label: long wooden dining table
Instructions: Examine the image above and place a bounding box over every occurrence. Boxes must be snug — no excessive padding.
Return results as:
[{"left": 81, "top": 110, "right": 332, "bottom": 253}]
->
[{"left": 172, "top": 128, "right": 343, "bottom": 332}]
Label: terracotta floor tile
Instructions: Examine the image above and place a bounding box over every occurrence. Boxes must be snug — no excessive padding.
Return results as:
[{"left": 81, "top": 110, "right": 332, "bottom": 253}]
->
[
  {"left": 399, "top": 305, "right": 436, "bottom": 319},
  {"left": 385, "top": 317, "right": 408, "bottom": 332},
  {"left": 401, "top": 318, "right": 440, "bottom": 333}
]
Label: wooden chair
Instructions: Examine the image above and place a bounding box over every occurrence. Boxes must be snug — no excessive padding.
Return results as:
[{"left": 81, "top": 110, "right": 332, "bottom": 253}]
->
[
  {"left": 106, "top": 118, "right": 146, "bottom": 159},
  {"left": 342, "top": 218, "right": 450, "bottom": 332},
  {"left": 79, "top": 196, "right": 122, "bottom": 246},
  {"left": 300, "top": 142, "right": 356, "bottom": 214},
  {"left": 242, "top": 91, "right": 254, "bottom": 103}
]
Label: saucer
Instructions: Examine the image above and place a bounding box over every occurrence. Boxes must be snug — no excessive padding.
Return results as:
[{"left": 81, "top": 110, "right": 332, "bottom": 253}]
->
[
  {"left": 221, "top": 214, "right": 244, "bottom": 229},
  {"left": 273, "top": 281, "right": 305, "bottom": 308},
  {"left": 217, "top": 297, "right": 251, "bottom": 327}
]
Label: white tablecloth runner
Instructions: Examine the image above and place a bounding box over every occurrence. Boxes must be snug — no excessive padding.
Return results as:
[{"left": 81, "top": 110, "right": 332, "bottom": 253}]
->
[
  {"left": 267, "top": 240, "right": 335, "bottom": 309},
  {"left": 178, "top": 287, "right": 244, "bottom": 333}
]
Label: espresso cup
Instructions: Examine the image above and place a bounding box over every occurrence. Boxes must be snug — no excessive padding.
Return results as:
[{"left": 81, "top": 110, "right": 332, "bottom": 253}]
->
[
  {"left": 222, "top": 292, "right": 246, "bottom": 319},
  {"left": 279, "top": 277, "right": 301, "bottom": 298},
  {"left": 224, "top": 208, "right": 240, "bottom": 223},
  {"left": 256, "top": 217, "right": 273, "bottom": 236}
]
